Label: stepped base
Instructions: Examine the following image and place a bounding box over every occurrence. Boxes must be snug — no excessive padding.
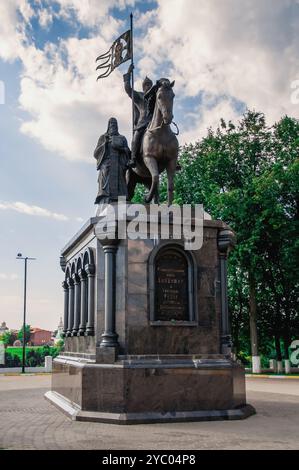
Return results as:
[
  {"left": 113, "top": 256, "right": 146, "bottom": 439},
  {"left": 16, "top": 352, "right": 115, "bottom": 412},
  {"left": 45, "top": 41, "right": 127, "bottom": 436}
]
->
[{"left": 45, "top": 355, "right": 255, "bottom": 424}]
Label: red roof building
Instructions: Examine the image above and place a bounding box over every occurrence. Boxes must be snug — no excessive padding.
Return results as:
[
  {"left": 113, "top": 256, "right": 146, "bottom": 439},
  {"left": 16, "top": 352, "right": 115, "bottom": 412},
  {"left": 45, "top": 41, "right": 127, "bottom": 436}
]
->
[{"left": 30, "top": 328, "right": 52, "bottom": 346}]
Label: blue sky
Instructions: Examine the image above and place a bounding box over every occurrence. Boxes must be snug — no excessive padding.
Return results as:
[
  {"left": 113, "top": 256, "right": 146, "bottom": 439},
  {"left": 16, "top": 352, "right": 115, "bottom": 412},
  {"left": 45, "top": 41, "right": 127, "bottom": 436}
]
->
[{"left": 0, "top": 0, "right": 298, "bottom": 330}]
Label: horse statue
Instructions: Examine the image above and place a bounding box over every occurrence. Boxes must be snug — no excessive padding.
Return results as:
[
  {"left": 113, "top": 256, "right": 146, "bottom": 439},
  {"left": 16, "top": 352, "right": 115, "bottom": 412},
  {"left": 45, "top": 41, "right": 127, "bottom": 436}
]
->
[{"left": 126, "top": 78, "right": 179, "bottom": 205}]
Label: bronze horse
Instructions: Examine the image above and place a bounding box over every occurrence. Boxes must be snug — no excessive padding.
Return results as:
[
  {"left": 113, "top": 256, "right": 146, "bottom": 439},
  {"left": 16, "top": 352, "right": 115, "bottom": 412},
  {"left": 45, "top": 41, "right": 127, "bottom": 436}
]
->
[{"left": 127, "top": 78, "right": 179, "bottom": 205}]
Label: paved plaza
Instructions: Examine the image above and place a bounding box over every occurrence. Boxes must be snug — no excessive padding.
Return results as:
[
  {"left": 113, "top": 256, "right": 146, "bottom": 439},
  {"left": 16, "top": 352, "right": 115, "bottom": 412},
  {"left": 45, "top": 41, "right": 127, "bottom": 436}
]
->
[{"left": 0, "top": 374, "right": 298, "bottom": 450}]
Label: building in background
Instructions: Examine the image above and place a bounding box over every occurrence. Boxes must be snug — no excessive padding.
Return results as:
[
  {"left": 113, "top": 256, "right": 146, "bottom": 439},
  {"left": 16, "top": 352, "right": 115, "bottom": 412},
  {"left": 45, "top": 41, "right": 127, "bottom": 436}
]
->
[{"left": 30, "top": 328, "right": 53, "bottom": 346}]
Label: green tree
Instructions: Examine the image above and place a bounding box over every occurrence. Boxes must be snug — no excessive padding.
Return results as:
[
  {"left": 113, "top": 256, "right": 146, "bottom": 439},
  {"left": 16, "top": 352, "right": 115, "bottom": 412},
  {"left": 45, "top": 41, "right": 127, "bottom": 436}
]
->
[
  {"left": 17, "top": 324, "right": 31, "bottom": 345},
  {"left": 0, "top": 330, "right": 16, "bottom": 346},
  {"left": 148, "top": 111, "right": 299, "bottom": 367}
]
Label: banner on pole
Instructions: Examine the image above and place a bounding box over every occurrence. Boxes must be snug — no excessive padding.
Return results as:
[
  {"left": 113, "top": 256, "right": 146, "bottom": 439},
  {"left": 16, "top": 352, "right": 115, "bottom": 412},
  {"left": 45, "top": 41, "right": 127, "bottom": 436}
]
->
[{"left": 96, "top": 30, "right": 132, "bottom": 80}]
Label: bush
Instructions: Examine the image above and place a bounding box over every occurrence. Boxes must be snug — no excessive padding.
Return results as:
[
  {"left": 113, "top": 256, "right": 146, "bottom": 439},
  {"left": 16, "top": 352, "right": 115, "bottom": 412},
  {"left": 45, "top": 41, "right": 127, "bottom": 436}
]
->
[
  {"left": 3, "top": 352, "right": 21, "bottom": 367},
  {"left": 260, "top": 355, "right": 270, "bottom": 369},
  {"left": 54, "top": 339, "right": 64, "bottom": 349},
  {"left": 236, "top": 350, "right": 251, "bottom": 366},
  {"left": 2, "top": 345, "right": 62, "bottom": 368},
  {"left": 27, "top": 355, "right": 38, "bottom": 367},
  {"left": 26, "top": 349, "right": 43, "bottom": 366}
]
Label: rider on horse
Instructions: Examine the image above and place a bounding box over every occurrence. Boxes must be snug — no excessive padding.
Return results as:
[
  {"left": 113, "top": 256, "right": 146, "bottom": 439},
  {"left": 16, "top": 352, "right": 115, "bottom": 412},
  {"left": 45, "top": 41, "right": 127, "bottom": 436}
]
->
[{"left": 123, "top": 64, "right": 157, "bottom": 167}]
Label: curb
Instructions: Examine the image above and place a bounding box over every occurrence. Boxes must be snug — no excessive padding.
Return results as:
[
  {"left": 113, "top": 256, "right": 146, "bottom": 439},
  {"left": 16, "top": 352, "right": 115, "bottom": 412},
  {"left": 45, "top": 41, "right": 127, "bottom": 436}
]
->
[
  {"left": 0, "top": 372, "right": 51, "bottom": 376},
  {"left": 246, "top": 374, "right": 299, "bottom": 380}
]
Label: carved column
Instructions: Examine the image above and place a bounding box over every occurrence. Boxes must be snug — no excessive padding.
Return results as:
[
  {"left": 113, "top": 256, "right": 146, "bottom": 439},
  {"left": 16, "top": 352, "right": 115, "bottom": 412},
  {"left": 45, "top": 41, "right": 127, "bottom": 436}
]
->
[
  {"left": 99, "top": 241, "right": 119, "bottom": 348},
  {"left": 218, "top": 229, "right": 236, "bottom": 356},
  {"left": 78, "top": 268, "right": 88, "bottom": 335},
  {"left": 86, "top": 264, "right": 95, "bottom": 336},
  {"left": 66, "top": 277, "right": 74, "bottom": 337},
  {"left": 72, "top": 273, "right": 81, "bottom": 336},
  {"left": 62, "top": 280, "right": 69, "bottom": 337}
]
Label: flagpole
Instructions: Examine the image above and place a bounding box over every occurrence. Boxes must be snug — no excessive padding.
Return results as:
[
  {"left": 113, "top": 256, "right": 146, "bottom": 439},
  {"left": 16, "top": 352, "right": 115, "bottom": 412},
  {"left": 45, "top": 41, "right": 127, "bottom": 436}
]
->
[{"left": 130, "top": 12, "right": 135, "bottom": 139}]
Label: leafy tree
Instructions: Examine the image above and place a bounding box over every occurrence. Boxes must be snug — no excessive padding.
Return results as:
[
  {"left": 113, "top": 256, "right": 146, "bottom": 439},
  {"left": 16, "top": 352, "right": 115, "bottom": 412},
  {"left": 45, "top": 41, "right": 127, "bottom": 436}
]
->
[
  {"left": 17, "top": 324, "right": 31, "bottom": 345},
  {"left": 133, "top": 111, "right": 298, "bottom": 364},
  {"left": 0, "top": 330, "right": 16, "bottom": 346}
]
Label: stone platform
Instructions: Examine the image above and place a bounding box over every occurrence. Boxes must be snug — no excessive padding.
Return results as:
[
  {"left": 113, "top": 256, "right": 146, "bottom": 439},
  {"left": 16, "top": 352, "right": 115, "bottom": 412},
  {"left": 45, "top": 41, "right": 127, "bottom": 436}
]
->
[
  {"left": 46, "top": 206, "right": 255, "bottom": 423},
  {"left": 46, "top": 354, "right": 254, "bottom": 424}
]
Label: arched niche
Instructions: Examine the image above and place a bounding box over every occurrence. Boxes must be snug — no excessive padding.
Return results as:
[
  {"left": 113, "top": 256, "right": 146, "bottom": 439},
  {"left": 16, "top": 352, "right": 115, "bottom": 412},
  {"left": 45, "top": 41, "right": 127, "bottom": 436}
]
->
[
  {"left": 82, "top": 247, "right": 95, "bottom": 269},
  {"left": 149, "top": 243, "right": 197, "bottom": 325}
]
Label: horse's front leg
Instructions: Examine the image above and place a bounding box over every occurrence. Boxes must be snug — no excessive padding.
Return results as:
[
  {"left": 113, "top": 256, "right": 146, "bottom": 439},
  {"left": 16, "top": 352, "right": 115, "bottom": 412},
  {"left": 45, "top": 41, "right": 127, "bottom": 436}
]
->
[
  {"left": 126, "top": 169, "right": 137, "bottom": 201},
  {"left": 143, "top": 156, "right": 159, "bottom": 204},
  {"left": 166, "top": 159, "right": 177, "bottom": 205}
]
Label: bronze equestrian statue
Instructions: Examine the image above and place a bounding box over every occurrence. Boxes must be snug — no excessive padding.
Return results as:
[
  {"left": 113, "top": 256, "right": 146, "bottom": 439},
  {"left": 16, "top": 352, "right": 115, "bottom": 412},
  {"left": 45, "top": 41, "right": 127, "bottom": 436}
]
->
[{"left": 124, "top": 69, "right": 179, "bottom": 205}]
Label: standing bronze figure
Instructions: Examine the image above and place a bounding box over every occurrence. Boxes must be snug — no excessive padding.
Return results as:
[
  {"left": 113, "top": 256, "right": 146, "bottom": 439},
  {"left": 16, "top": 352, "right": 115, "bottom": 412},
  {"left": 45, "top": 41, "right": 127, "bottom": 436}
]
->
[{"left": 94, "top": 117, "right": 130, "bottom": 204}]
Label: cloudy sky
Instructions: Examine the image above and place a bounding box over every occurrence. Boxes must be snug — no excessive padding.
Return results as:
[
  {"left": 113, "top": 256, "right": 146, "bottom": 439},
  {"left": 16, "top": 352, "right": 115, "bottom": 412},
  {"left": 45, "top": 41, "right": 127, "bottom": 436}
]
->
[{"left": 0, "top": 0, "right": 298, "bottom": 331}]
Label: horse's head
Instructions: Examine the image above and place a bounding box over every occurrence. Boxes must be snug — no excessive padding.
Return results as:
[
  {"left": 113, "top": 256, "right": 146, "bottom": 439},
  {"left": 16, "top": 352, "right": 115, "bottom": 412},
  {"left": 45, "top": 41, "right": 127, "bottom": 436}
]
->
[{"left": 156, "top": 78, "right": 175, "bottom": 125}]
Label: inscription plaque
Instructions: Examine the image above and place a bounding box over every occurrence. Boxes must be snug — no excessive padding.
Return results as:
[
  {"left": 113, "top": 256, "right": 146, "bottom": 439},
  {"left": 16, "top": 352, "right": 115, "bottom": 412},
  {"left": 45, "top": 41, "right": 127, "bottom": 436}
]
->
[{"left": 155, "top": 249, "right": 189, "bottom": 321}]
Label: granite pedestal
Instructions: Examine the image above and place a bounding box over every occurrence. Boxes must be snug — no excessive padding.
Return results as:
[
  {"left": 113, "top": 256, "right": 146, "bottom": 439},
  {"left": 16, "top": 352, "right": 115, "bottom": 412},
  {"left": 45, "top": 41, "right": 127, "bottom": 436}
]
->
[{"left": 46, "top": 205, "right": 255, "bottom": 423}]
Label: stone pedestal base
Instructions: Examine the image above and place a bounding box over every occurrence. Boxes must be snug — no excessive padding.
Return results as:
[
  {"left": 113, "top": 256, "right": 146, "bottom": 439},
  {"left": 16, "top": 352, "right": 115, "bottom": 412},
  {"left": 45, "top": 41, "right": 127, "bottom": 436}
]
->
[{"left": 45, "top": 355, "right": 255, "bottom": 424}]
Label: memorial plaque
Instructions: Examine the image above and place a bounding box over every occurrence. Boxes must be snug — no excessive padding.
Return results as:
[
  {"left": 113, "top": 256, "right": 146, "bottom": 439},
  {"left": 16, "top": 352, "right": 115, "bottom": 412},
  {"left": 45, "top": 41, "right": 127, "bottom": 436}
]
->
[{"left": 155, "top": 249, "right": 189, "bottom": 321}]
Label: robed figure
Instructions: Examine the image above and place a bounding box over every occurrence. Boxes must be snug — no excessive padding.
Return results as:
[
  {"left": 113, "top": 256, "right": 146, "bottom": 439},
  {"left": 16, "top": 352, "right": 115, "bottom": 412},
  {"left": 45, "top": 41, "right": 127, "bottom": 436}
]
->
[{"left": 94, "top": 118, "right": 130, "bottom": 204}]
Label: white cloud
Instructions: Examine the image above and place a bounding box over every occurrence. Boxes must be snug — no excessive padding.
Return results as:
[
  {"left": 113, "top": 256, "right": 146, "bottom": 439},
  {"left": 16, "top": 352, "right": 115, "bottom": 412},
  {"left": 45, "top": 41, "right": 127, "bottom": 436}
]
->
[
  {"left": 138, "top": 0, "right": 299, "bottom": 139},
  {"left": 0, "top": 201, "right": 69, "bottom": 221},
  {"left": 0, "top": 1, "right": 136, "bottom": 163},
  {"left": 180, "top": 95, "right": 242, "bottom": 144},
  {"left": 0, "top": 0, "right": 33, "bottom": 61},
  {"left": 38, "top": 6, "right": 54, "bottom": 28},
  {"left": 1, "top": 0, "right": 299, "bottom": 159},
  {"left": 55, "top": 0, "right": 135, "bottom": 28},
  {"left": 18, "top": 36, "right": 132, "bottom": 162}
]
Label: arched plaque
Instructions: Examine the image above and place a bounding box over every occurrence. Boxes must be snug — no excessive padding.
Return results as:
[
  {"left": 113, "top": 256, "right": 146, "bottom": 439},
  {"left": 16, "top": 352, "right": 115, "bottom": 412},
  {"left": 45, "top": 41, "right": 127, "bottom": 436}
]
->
[{"left": 154, "top": 248, "right": 189, "bottom": 322}]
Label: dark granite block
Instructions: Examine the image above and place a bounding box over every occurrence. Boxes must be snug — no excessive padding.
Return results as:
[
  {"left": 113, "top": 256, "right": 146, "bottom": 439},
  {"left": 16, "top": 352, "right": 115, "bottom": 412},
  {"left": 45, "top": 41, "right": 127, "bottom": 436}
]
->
[
  {"left": 47, "top": 215, "right": 253, "bottom": 425},
  {"left": 49, "top": 357, "right": 250, "bottom": 421}
]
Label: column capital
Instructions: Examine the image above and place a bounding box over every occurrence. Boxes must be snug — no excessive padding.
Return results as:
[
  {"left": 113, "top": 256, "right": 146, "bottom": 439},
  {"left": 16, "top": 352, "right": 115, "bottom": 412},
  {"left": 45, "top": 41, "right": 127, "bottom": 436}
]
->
[
  {"left": 102, "top": 244, "right": 118, "bottom": 255},
  {"left": 66, "top": 277, "right": 74, "bottom": 288},
  {"left": 60, "top": 256, "right": 67, "bottom": 272},
  {"left": 218, "top": 229, "right": 236, "bottom": 256},
  {"left": 85, "top": 263, "right": 95, "bottom": 276},
  {"left": 99, "top": 238, "right": 120, "bottom": 249},
  {"left": 62, "top": 280, "right": 68, "bottom": 290},
  {"left": 78, "top": 268, "right": 87, "bottom": 281},
  {"left": 72, "top": 272, "right": 80, "bottom": 284}
]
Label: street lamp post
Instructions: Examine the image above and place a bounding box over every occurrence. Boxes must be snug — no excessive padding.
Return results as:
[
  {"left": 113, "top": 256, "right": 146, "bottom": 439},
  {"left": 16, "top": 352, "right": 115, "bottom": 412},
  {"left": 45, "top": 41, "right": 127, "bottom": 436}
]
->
[{"left": 16, "top": 254, "right": 36, "bottom": 374}]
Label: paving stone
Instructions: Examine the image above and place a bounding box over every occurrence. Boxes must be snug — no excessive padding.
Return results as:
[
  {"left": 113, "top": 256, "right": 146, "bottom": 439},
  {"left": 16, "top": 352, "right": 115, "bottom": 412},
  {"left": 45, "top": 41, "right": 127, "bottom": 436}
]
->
[{"left": 0, "top": 375, "right": 299, "bottom": 450}]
